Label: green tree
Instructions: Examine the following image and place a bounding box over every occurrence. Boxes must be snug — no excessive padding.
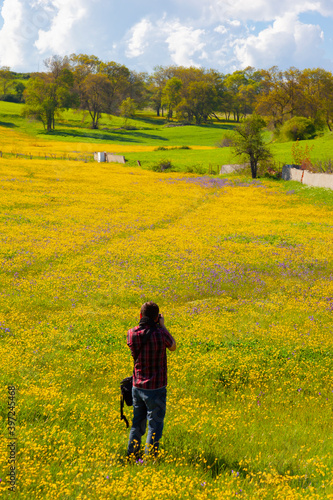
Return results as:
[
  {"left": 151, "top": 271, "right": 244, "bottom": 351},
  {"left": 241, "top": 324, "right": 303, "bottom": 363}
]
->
[
  {"left": 0, "top": 66, "right": 15, "bottom": 95},
  {"left": 15, "top": 82, "right": 26, "bottom": 102},
  {"left": 23, "top": 66, "right": 74, "bottom": 132},
  {"left": 177, "top": 81, "right": 217, "bottom": 124},
  {"left": 100, "top": 61, "right": 131, "bottom": 112},
  {"left": 162, "top": 77, "right": 182, "bottom": 119},
  {"left": 148, "top": 66, "right": 175, "bottom": 116},
  {"left": 298, "top": 68, "right": 333, "bottom": 130},
  {"left": 80, "top": 73, "right": 112, "bottom": 129},
  {"left": 230, "top": 115, "right": 272, "bottom": 178},
  {"left": 120, "top": 97, "right": 137, "bottom": 126},
  {"left": 127, "top": 71, "right": 149, "bottom": 109},
  {"left": 70, "top": 53, "right": 101, "bottom": 81}
]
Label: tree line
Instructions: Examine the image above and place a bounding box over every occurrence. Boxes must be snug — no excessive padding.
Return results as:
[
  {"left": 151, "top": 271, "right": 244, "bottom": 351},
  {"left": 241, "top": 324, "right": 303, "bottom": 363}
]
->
[{"left": 2, "top": 55, "right": 333, "bottom": 132}]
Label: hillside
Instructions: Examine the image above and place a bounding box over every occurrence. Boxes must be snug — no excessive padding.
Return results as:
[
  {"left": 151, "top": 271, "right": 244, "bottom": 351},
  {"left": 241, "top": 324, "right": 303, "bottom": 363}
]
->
[{"left": 1, "top": 102, "right": 333, "bottom": 175}]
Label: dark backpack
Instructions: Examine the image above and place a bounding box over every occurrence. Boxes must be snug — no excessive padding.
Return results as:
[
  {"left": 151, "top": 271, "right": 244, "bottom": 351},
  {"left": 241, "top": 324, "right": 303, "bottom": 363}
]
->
[
  {"left": 120, "top": 328, "right": 153, "bottom": 428},
  {"left": 120, "top": 376, "right": 133, "bottom": 428}
]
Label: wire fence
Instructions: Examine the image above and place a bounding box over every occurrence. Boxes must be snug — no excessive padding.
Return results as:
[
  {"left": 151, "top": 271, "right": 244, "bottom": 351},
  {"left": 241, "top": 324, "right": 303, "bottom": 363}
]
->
[{"left": 0, "top": 151, "right": 94, "bottom": 162}]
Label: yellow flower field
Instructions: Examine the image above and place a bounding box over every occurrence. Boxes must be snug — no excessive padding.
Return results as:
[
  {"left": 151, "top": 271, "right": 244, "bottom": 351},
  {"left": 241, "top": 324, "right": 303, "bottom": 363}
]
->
[
  {"left": 0, "top": 156, "right": 332, "bottom": 499},
  {"left": 0, "top": 126, "right": 214, "bottom": 157}
]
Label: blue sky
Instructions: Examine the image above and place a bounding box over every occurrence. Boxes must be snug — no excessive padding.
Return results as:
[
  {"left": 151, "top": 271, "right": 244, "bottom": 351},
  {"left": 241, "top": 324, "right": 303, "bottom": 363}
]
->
[{"left": 0, "top": 0, "right": 333, "bottom": 74}]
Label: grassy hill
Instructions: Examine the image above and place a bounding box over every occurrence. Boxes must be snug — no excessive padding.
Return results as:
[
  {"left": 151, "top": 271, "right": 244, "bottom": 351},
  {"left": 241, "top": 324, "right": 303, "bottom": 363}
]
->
[{"left": 1, "top": 102, "right": 333, "bottom": 174}]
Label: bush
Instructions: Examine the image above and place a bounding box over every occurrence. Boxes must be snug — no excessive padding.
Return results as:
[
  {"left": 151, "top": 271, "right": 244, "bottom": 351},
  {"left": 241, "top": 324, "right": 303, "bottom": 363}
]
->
[
  {"left": 310, "top": 158, "right": 333, "bottom": 173},
  {"left": 216, "top": 132, "right": 234, "bottom": 148},
  {"left": 0, "top": 94, "right": 21, "bottom": 103},
  {"left": 281, "top": 117, "right": 316, "bottom": 141},
  {"left": 154, "top": 146, "right": 191, "bottom": 151},
  {"left": 151, "top": 160, "right": 174, "bottom": 172},
  {"left": 185, "top": 164, "right": 206, "bottom": 174}
]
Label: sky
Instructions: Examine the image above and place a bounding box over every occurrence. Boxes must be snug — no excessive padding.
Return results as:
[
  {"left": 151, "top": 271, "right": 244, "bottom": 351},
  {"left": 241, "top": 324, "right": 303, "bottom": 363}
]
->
[{"left": 0, "top": 0, "right": 333, "bottom": 74}]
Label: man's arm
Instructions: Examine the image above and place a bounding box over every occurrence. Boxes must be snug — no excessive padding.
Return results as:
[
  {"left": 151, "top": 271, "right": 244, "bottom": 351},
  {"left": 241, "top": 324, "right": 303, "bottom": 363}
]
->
[
  {"left": 159, "top": 314, "right": 176, "bottom": 352},
  {"left": 168, "top": 338, "right": 176, "bottom": 352}
]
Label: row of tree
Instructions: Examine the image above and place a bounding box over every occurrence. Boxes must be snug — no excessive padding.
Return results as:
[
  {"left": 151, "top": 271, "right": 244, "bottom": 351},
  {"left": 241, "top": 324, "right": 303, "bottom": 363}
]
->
[{"left": 3, "top": 55, "right": 333, "bottom": 131}]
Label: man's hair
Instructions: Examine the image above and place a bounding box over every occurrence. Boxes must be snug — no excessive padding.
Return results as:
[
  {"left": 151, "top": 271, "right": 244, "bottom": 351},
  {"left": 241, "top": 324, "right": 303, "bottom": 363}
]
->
[{"left": 141, "top": 301, "right": 159, "bottom": 320}]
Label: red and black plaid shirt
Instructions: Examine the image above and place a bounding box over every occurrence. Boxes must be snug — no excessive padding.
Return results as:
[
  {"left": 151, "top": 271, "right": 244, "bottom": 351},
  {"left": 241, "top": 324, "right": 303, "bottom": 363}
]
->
[{"left": 127, "top": 325, "right": 174, "bottom": 390}]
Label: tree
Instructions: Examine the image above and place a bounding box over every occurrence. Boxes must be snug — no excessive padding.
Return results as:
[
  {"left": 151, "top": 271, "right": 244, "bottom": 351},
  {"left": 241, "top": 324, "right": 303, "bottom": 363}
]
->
[
  {"left": 177, "top": 81, "right": 217, "bottom": 124},
  {"left": 15, "top": 82, "right": 26, "bottom": 102},
  {"left": 100, "top": 61, "right": 131, "bottom": 112},
  {"left": 230, "top": 115, "right": 272, "bottom": 178},
  {"left": 148, "top": 66, "right": 175, "bottom": 116},
  {"left": 70, "top": 53, "right": 101, "bottom": 81},
  {"left": 80, "top": 73, "right": 112, "bottom": 129},
  {"left": 0, "top": 66, "right": 15, "bottom": 95},
  {"left": 120, "top": 97, "right": 137, "bottom": 127},
  {"left": 23, "top": 56, "right": 75, "bottom": 131},
  {"left": 23, "top": 67, "right": 74, "bottom": 132},
  {"left": 127, "top": 71, "right": 149, "bottom": 109},
  {"left": 162, "top": 77, "right": 182, "bottom": 119},
  {"left": 298, "top": 68, "right": 333, "bottom": 130}
]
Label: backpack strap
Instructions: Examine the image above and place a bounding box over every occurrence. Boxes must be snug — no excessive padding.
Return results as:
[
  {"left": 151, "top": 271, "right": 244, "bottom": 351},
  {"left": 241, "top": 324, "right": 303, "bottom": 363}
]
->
[{"left": 120, "top": 395, "right": 129, "bottom": 428}]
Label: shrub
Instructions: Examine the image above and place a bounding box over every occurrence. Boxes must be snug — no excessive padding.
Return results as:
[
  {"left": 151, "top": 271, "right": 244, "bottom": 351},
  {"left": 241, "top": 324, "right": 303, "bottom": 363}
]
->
[
  {"left": 291, "top": 140, "right": 314, "bottom": 169},
  {"left": 259, "top": 160, "right": 282, "bottom": 179},
  {"left": 151, "top": 160, "right": 174, "bottom": 172},
  {"left": 0, "top": 94, "right": 21, "bottom": 103},
  {"left": 310, "top": 158, "right": 333, "bottom": 173},
  {"left": 281, "top": 117, "right": 316, "bottom": 141},
  {"left": 216, "top": 132, "right": 234, "bottom": 148},
  {"left": 154, "top": 146, "right": 191, "bottom": 151},
  {"left": 185, "top": 164, "right": 206, "bottom": 174}
]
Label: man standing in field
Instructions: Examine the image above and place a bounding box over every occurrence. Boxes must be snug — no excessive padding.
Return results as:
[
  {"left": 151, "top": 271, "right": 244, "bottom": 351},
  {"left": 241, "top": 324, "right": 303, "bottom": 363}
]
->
[{"left": 126, "top": 301, "right": 176, "bottom": 459}]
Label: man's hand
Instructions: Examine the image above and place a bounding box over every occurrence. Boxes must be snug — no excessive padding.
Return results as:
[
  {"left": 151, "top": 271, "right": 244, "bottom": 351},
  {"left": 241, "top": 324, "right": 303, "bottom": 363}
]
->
[
  {"left": 159, "top": 314, "right": 176, "bottom": 351},
  {"left": 168, "top": 339, "right": 176, "bottom": 352},
  {"left": 158, "top": 314, "right": 165, "bottom": 328}
]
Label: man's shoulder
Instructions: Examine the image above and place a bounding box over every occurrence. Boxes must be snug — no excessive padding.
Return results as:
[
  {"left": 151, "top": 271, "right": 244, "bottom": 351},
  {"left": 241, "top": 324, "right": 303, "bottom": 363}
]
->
[
  {"left": 128, "top": 325, "right": 142, "bottom": 334},
  {"left": 127, "top": 325, "right": 138, "bottom": 341},
  {"left": 156, "top": 326, "right": 173, "bottom": 346},
  {"left": 127, "top": 325, "right": 143, "bottom": 339}
]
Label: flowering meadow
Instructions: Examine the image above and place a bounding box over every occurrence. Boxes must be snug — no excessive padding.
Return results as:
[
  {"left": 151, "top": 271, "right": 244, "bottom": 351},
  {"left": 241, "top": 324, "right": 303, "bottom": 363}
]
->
[{"left": 0, "top": 154, "right": 333, "bottom": 499}]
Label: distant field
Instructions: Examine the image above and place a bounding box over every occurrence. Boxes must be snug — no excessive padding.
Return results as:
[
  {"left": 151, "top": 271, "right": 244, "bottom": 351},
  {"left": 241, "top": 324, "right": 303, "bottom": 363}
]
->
[{"left": 1, "top": 102, "right": 333, "bottom": 173}]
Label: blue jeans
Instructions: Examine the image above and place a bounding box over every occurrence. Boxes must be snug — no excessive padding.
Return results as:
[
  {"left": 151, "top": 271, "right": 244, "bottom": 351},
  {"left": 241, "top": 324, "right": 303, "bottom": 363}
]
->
[{"left": 127, "top": 386, "right": 167, "bottom": 457}]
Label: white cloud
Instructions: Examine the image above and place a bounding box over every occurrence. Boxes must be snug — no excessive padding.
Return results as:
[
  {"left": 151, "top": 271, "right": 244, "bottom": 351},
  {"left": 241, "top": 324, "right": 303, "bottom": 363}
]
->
[
  {"left": 215, "top": 25, "right": 227, "bottom": 35},
  {"left": 229, "top": 20, "right": 241, "bottom": 27},
  {"left": 34, "top": 0, "right": 88, "bottom": 55},
  {"left": 126, "top": 18, "right": 153, "bottom": 58},
  {"left": 0, "top": 0, "right": 30, "bottom": 67},
  {"left": 164, "top": 21, "right": 206, "bottom": 66},
  {"left": 125, "top": 17, "right": 207, "bottom": 68},
  {"left": 0, "top": 0, "right": 91, "bottom": 70},
  {"left": 233, "top": 12, "right": 325, "bottom": 68},
  {"left": 0, "top": 0, "right": 332, "bottom": 73},
  {"left": 189, "top": 0, "right": 326, "bottom": 23}
]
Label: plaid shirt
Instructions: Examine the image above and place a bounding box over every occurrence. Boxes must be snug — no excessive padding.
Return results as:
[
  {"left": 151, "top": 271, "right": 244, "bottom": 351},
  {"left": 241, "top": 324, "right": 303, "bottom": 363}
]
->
[{"left": 127, "top": 325, "right": 174, "bottom": 390}]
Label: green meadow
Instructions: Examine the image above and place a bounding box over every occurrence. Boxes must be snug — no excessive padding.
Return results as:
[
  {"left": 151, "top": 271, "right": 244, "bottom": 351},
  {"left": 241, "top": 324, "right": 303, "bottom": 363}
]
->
[{"left": 1, "top": 102, "right": 333, "bottom": 171}]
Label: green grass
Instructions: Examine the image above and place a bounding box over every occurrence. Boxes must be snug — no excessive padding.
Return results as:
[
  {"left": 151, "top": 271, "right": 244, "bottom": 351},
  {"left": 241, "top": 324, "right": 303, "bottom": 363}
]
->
[
  {"left": 0, "top": 103, "right": 236, "bottom": 146},
  {"left": 124, "top": 148, "right": 233, "bottom": 173},
  {"left": 1, "top": 102, "right": 333, "bottom": 174},
  {"left": 278, "top": 179, "right": 333, "bottom": 207}
]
